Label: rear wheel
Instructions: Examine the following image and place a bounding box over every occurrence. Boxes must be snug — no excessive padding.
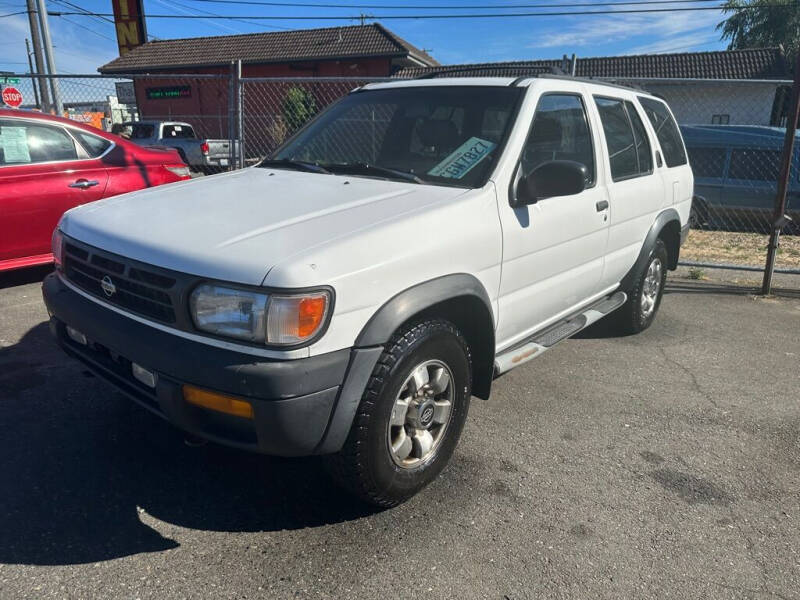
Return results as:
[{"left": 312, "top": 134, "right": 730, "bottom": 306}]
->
[
  {"left": 614, "top": 238, "right": 668, "bottom": 335},
  {"left": 325, "top": 319, "right": 471, "bottom": 507}
]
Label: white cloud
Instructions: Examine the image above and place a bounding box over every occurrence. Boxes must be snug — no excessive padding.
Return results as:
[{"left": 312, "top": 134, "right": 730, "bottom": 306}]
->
[
  {"left": 624, "top": 33, "right": 721, "bottom": 55},
  {"left": 527, "top": 8, "right": 724, "bottom": 55}
]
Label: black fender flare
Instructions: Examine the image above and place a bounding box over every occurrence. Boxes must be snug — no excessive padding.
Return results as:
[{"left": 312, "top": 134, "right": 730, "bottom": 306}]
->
[
  {"left": 315, "top": 274, "right": 496, "bottom": 454},
  {"left": 620, "top": 208, "right": 681, "bottom": 290},
  {"left": 355, "top": 273, "right": 494, "bottom": 348}
]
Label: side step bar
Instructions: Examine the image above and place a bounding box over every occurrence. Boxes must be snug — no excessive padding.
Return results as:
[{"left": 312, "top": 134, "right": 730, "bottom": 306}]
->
[{"left": 494, "top": 290, "right": 627, "bottom": 376}]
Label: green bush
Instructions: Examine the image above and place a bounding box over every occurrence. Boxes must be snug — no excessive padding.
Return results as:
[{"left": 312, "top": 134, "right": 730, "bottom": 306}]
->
[{"left": 282, "top": 87, "right": 317, "bottom": 132}]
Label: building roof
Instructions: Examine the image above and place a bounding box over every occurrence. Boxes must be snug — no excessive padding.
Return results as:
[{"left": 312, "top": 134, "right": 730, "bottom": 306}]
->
[
  {"left": 393, "top": 48, "right": 791, "bottom": 80},
  {"left": 99, "top": 23, "right": 438, "bottom": 73}
]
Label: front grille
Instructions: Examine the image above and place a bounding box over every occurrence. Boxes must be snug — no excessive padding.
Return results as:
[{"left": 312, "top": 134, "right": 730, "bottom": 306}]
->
[{"left": 63, "top": 242, "right": 177, "bottom": 324}]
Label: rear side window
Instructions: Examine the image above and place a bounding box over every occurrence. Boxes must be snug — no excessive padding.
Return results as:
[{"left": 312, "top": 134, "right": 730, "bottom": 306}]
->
[
  {"left": 728, "top": 149, "right": 781, "bottom": 181},
  {"left": 687, "top": 147, "right": 727, "bottom": 178},
  {"left": 521, "top": 94, "right": 595, "bottom": 185},
  {"left": 638, "top": 97, "right": 687, "bottom": 168},
  {"left": 129, "top": 124, "right": 155, "bottom": 139},
  {"left": 594, "top": 97, "right": 651, "bottom": 181},
  {"left": 0, "top": 119, "right": 77, "bottom": 165},
  {"left": 74, "top": 130, "right": 112, "bottom": 158},
  {"left": 625, "top": 101, "right": 653, "bottom": 173}
]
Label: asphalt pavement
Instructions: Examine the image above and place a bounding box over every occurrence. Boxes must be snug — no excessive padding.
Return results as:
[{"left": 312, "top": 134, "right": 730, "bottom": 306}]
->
[{"left": 1, "top": 266, "right": 799, "bottom": 599}]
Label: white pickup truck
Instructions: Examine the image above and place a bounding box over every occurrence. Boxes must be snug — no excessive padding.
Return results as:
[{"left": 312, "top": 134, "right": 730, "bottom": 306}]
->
[
  {"left": 44, "top": 75, "right": 692, "bottom": 507},
  {"left": 113, "top": 120, "right": 238, "bottom": 173}
]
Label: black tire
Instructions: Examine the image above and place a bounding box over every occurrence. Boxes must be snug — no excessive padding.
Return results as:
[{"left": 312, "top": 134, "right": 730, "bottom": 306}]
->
[
  {"left": 325, "top": 319, "right": 472, "bottom": 507},
  {"left": 614, "top": 238, "right": 668, "bottom": 335}
]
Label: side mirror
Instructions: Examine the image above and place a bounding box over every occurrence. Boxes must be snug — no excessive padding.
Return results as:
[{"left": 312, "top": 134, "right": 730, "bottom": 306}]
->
[{"left": 515, "top": 160, "right": 588, "bottom": 206}]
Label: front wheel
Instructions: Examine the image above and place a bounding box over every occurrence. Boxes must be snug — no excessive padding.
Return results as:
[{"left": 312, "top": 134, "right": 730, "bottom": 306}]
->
[
  {"left": 325, "top": 319, "right": 472, "bottom": 507},
  {"left": 614, "top": 238, "right": 668, "bottom": 335}
]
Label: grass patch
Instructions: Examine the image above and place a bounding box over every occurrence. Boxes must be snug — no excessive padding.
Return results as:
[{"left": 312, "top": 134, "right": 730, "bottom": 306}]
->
[{"left": 682, "top": 230, "right": 800, "bottom": 268}]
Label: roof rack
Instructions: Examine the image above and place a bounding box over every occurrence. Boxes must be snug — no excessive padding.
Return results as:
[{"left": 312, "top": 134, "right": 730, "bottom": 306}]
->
[
  {"left": 412, "top": 66, "right": 648, "bottom": 94},
  {"left": 416, "top": 65, "right": 566, "bottom": 80},
  {"left": 536, "top": 73, "right": 644, "bottom": 92}
]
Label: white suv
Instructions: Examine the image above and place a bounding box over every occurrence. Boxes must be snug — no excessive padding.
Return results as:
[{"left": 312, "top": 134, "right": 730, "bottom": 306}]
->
[{"left": 43, "top": 76, "right": 693, "bottom": 506}]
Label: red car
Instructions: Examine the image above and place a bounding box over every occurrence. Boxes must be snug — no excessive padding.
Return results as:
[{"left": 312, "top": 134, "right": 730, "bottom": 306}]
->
[{"left": 0, "top": 109, "right": 191, "bottom": 272}]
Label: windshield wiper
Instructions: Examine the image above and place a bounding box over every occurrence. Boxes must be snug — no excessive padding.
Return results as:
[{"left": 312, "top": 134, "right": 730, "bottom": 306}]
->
[
  {"left": 258, "top": 158, "right": 331, "bottom": 174},
  {"left": 325, "top": 162, "right": 423, "bottom": 184}
]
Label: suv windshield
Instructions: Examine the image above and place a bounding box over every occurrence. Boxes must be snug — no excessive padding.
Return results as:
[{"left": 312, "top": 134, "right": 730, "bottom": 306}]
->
[{"left": 270, "top": 86, "right": 523, "bottom": 188}]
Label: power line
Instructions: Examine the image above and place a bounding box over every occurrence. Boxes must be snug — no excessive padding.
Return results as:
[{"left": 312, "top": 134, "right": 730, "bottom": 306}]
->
[
  {"left": 42, "top": 4, "right": 800, "bottom": 20},
  {"left": 53, "top": 0, "right": 113, "bottom": 23},
  {"left": 59, "top": 15, "right": 116, "bottom": 41},
  {"left": 178, "top": 0, "right": 729, "bottom": 8},
  {"left": 0, "top": 9, "right": 27, "bottom": 16},
  {"left": 52, "top": 0, "right": 159, "bottom": 40},
  {"left": 158, "top": 0, "right": 292, "bottom": 30}
]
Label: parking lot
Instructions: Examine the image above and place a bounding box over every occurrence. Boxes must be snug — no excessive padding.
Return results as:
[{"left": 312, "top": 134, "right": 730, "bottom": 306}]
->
[{"left": 1, "top": 267, "right": 799, "bottom": 599}]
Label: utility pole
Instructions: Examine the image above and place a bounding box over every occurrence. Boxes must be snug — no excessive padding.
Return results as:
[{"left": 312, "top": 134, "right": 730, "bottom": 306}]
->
[
  {"left": 34, "top": 0, "right": 63, "bottom": 115},
  {"left": 761, "top": 50, "right": 800, "bottom": 295},
  {"left": 25, "top": 39, "right": 41, "bottom": 109},
  {"left": 25, "top": 0, "right": 50, "bottom": 111}
]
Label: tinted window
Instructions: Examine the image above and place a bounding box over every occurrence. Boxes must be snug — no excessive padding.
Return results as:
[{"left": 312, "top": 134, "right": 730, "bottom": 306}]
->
[
  {"left": 625, "top": 101, "right": 653, "bottom": 174},
  {"left": 638, "top": 97, "right": 687, "bottom": 168},
  {"left": 274, "top": 86, "right": 522, "bottom": 188},
  {"left": 594, "top": 97, "right": 638, "bottom": 180},
  {"left": 74, "top": 130, "right": 112, "bottom": 158},
  {"left": 728, "top": 149, "right": 781, "bottom": 181},
  {"left": 0, "top": 119, "right": 77, "bottom": 165},
  {"left": 162, "top": 124, "right": 195, "bottom": 139},
  {"left": 521, "top": 94, "right": 595, "bottom": 185},
  {"left": 129, "top": 124, "right": 155, "bottom": 139},
  {"left": 687, "top": 147, "right": 727, "bottom": 178}
]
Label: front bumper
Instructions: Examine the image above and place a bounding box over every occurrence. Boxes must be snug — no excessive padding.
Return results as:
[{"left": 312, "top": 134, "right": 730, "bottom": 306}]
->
[{"left": 42, "top": 272, "right": 358, "bottom": 456}]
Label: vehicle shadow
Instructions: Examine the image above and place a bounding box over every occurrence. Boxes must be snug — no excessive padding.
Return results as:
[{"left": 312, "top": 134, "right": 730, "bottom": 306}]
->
[
  {"left": 0, "top": 265, "right": 53, "bottom": 290},
  {"left": 665, "top": 280, "right": 800, "bottom": 299},
  {"left": 0, "top": 321, "right": 378, "bottom": 567}
]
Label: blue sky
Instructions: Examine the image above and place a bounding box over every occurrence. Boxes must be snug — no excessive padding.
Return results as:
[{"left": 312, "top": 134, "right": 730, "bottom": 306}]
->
[{"left": 0, "top": 0, "right": 730, "bottom": 74}]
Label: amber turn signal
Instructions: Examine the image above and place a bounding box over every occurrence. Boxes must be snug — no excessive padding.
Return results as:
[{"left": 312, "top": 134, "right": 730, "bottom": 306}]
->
[
  {"left": 183, "top": 385, "right": 254, "bottom": 419},
  {"left": 266, "top": 291, "right": 330, "bottom": 345}
]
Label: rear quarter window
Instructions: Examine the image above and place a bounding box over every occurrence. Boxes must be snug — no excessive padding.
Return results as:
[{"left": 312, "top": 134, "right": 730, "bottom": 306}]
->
[
  {"left": 638, "top": 97, "right": 688, "bottom": 168},
  {"left": 74, "top": 130, "right": 112, "bottom": 158}
]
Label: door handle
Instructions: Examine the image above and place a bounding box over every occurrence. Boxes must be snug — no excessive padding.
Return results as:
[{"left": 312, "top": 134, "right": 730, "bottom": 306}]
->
[
  {"left": 596, "top": 200, "right": 609, "bottom": 212},
  {"left": 69, "top": 179, "right": 99, "bottom": 189}
]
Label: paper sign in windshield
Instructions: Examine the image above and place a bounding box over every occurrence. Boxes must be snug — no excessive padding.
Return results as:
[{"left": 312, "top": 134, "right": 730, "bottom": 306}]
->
[
  {"left": 0, "top": 126, "right": 30, "bottom": 163},
  {"left": 428, "top": 137, "right": 497, "bottom": 179}
]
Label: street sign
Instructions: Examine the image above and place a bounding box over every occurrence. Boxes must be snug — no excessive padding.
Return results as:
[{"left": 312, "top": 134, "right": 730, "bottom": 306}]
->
[
  {"left": 1, "top": 87, "right": 23, "bottom": 108},
  {"left": 115, "top": 81, "right": 136, "bottom": 104},
  {"left": 0, "top": 77, "right": 20, "bottom": 84}
]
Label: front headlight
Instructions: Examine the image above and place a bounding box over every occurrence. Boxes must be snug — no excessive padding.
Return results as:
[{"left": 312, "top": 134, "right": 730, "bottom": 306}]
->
[
  {"left": 189, "top": 284, "right": 331, "bottom": 346},
  {"left": 190, "top": 284, "right": 269, "bottom": 343}
]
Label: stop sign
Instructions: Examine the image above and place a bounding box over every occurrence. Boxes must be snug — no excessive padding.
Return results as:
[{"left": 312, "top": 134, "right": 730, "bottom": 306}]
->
[{"left": 2, "top": 87, "right": 23, "bottom": 108}]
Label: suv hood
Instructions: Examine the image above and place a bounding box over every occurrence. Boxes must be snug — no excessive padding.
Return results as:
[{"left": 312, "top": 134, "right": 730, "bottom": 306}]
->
[{"left": 60, "top": 168, "right": 467, "bottom": 285}]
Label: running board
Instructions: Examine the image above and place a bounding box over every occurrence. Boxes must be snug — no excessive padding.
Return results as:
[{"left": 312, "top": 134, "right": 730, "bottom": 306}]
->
[{"left": 494, "top": 291, "right": 627, "bottom": 376}]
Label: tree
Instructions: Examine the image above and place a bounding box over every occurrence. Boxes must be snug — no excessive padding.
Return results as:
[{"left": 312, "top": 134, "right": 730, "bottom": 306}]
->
[
  {"left": 282, "top": 86, "right": 317, "bottom": 132},
  {"left": 717, "top": 0, "right": 800, "bottom": 65}
]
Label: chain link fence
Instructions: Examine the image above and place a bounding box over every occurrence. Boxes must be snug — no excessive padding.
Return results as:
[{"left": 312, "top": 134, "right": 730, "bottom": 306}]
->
[
  {"left": 239, "top": 77, "right": 390, "bottom": 164},
  {"left": 602, "top": 77, "right": 799, "bottom": 282},
  {"left": 3, "top": 71, "right": 798, "bottom": 286}
]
